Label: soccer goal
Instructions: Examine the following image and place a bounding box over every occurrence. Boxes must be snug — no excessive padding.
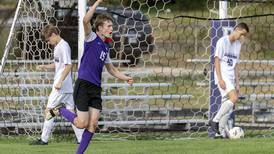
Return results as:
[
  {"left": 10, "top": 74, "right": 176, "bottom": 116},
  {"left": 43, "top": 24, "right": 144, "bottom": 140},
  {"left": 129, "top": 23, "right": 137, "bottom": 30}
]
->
[{"left": 0, "top": 0, "right": 274, "bottom": 140}]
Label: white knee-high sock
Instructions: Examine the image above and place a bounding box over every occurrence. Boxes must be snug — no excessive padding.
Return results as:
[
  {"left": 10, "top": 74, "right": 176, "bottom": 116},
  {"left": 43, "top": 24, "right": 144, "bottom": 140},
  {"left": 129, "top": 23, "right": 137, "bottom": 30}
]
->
[
  {"left": 213, "top": 100, "right": 234, "bottom": 122},
  {"left": 219, "top": 108, "right": 233, "bottom": 133},
  {"left": 41, "top": 118, "right": 55, "bottom": 142},
  {"left": 72, "top": 124, "right": 84, "bottom": 143}
]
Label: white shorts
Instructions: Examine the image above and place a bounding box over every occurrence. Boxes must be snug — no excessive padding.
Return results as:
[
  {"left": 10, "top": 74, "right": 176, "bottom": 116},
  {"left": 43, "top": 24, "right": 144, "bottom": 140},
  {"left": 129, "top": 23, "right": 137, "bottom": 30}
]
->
[
  {"left": 217, "top": 76, "right": 235, "bottom": 98},
  {"left": 46, "top": 89, "right": 74, "bottom": 110}
]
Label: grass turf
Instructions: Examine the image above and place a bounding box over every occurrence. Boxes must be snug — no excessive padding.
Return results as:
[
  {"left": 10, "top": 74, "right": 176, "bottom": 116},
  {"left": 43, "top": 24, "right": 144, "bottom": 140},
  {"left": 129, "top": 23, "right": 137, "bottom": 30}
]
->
[{"left": 0, "top": 137, "right": 273, "bottom": 154}]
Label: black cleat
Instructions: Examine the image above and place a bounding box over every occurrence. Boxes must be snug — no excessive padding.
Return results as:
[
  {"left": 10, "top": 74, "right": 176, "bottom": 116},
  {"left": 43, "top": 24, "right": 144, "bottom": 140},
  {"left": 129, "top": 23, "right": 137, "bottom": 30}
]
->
[
  {"left": 45, "top": 103, "right": 65, "bottom": 120},
  {"left": 209, "top": 120, "right": 220, "bottom": 134},
  {"left": 29, "top": 139, "right": 48, "bottom": 145}
]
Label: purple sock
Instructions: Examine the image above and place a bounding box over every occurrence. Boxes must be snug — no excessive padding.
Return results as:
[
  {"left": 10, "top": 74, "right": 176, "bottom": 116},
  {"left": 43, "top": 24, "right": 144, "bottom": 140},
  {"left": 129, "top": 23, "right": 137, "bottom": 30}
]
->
[
  {"left": 59, "top": 107, "right": 76, "bottom": 124},
  {"left": 76, "top": 129, "right": 94, "bottom": 154}
]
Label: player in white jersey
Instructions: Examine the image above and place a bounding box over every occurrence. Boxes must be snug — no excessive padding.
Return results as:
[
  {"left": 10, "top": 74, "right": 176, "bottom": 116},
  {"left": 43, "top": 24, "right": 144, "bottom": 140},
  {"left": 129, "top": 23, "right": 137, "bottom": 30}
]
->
[
  {"left": 210, "top": 23, "right": 249, "bottom": 138},
  {"left": 30, "top": 25, "right": 83, "bottom": 145}
]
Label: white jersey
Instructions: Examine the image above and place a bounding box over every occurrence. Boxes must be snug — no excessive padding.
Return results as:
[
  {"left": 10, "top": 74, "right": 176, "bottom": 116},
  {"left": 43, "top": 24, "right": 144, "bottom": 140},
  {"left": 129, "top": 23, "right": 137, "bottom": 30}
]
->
[
  {"left": 214, "top": 36, "right": 241, "bottom": 84},
  {"left": 53, "top": 39, "right": 73, "bottom": 93}
]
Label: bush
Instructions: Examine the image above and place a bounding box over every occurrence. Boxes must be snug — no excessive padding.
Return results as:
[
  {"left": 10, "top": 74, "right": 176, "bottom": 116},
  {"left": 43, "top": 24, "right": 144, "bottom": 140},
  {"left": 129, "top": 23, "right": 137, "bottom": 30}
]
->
[{"left": 174, "top": 0, "right": 207, "bottom": 10}]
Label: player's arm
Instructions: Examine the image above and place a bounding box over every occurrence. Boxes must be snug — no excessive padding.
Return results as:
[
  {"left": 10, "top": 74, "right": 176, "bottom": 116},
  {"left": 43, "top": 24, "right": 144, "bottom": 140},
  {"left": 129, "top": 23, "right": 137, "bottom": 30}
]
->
[
  {"left": 214, "top": 40, "right": 226, "bottom": 90},
  {"left": 37, "top": 63, "right": 55, "bottom": 71},
  {"left": 54, "top": 64, "right": 72, "bottom": 90},
  {"left": 235, "top": 63, "right": 240, "bottom": 93},
  {"left": 83, "top": 0, "right": 103, "bottom": 37},
  {"left": 214, "top": 57, "right": 225, "bottom": 90},
  {"left": 105, "top": 63, "right": 133, "bottom": 84}
]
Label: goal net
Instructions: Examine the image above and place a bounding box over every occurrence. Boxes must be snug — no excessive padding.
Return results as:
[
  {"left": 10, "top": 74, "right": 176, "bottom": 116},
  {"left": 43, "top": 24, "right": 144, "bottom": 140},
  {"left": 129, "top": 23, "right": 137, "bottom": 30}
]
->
[{"left": 0, "top": 0, "right": 273, "bottom": 140}]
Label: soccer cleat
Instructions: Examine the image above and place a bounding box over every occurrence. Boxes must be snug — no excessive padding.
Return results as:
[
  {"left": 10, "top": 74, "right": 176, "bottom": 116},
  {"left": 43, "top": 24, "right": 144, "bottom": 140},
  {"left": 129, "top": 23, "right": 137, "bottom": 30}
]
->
[
  {"left": 213, "top": 132, "right": 229, "bottom": 139},
  {"left": 213, "top": 133, "right": 223, "bottom": 139},
  {"left": 29, "top": 139, "right": 48, "bottom": 145},
  {"left": 221, "top": 130, "right": 230, "bottom": 139},
  {"left": 209, "top": 120, "right": 220, "bottom": 134},
  {"left": 45, "top": 108, "right": 59, "bottom": 120},
  {"left": 45, "top": 104, "right": 65, "bottom": 120}
]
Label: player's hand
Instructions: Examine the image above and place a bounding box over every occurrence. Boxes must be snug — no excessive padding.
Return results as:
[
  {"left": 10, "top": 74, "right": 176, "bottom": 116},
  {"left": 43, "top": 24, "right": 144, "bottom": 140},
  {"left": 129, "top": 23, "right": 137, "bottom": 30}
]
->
[
  {"left": 126, "top": 76, "right": 133, "bottom": 85},
  {"left": 54, "top": 81, "right": 62, "bottom": 90},
  {"left": 219, "top": 79, "right": 226, "bottom": 90},
  {"left": 96, "top": 0, "right": 103, "bottom": 3},
  {"left": 36, "top": 65, "right": 46, "bottom": 71}
]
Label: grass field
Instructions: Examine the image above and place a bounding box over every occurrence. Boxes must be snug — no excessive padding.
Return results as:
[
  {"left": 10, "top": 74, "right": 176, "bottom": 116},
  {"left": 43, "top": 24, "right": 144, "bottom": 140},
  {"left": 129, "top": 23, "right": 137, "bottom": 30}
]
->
[{"left": 0, "top": 137, "right": 274, "bottom": 154}]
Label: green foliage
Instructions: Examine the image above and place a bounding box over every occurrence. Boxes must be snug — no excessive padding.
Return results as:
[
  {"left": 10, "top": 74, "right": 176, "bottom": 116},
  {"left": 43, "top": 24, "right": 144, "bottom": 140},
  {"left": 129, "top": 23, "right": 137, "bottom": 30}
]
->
[
  {"left": 173, "top": 0, "right": 207, "bottom": 11},
  {"left": 0, "top": 0, "right": 17, "bottom": 6}
]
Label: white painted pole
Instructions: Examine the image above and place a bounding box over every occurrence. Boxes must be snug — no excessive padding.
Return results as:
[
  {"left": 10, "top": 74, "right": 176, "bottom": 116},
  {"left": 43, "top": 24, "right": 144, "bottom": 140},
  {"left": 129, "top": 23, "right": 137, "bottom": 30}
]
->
[
  {"left": 78, "top": 0, "right": 87, "bottom": 68},
  {"left": 219, "top": 1, "right": 227, "bottom": 19},
  {"left": 0, "top": 0, "right": 23, "bottom": 73}
]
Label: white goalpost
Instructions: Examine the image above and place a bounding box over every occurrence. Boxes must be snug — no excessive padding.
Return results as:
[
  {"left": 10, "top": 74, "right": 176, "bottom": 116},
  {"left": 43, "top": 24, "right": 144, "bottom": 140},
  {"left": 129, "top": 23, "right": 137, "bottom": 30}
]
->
[
  {"left": 78, "top": 0, "right": 86, "bottom": 68},
  {"left": 219, "top": 1, "right": 227, "bottom": 19},
  {"left": 0, "top": 0, "right": 23, "bottom": 73}
]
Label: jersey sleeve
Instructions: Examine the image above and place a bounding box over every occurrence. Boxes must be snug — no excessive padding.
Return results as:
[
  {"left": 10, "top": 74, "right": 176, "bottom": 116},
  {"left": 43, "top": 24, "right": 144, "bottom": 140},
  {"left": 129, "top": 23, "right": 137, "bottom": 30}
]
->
[
  {"left": 84, "top": 32, "right": 97, "bottom": 42},
  {"left": 62, "top": 43, "right": 72, "bottom": 65},
  {"left": 214, "top": 38, "right": 224, "bottom": 59},
  {"left": 104, "top": 53, "right": 111, "bottom": 64}
]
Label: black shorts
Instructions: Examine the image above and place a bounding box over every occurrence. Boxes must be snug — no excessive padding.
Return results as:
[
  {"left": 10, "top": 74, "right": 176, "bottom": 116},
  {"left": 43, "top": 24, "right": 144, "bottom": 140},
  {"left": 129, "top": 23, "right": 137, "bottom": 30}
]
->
[{"left": 73, "top": 78, "right": 102, "bottom": 111}]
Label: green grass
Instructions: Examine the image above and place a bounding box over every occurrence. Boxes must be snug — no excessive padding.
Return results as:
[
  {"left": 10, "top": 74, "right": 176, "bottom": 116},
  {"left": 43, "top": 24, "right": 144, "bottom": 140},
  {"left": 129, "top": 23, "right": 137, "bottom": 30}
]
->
[{"left": 1, "top": 137, "right": 274, "bottom": 154}]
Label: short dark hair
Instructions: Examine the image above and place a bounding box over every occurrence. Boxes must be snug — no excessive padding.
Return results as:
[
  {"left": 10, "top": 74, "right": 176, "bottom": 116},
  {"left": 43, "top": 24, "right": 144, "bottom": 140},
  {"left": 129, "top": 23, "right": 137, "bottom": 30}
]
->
[
  {"left": 94, "top": 14, "right": 113, "bottom": 31},
  {"left": 235, "top": 22, "right": 249, "bottom": 33},
  {"left": 41, "top": 24, "right": 60, "bottom": 40}
]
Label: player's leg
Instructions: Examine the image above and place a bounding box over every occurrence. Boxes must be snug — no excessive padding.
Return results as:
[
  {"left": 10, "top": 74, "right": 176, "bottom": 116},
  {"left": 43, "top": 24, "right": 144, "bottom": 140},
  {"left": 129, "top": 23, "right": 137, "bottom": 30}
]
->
[
  {"left": 30, "top": 90, "right": 60, "bottom": 145},
  {"left": 212, "top": 81, "right": 238, "bottom": 137},
  {"left": 56, "top": 102, "right": 90, "bottom": 128},
  {"left": 29, "top": 108, "right": 53, "bottom": 145},
  {"left": 210, "top": 78, "right": 236, "bottom": 136},
  {"left": 218, "top": 107, "right": 233, "bottom": 138},
  {"left": 47, "top": 79, "right": 90, "bottom": 127},
  {"left": 41, "top": 108, "right": 55, "bottom": 143},
  {"left": 76, "top": 107, "right": 100, "bottom": 154},
  {"left": 212, "top": 93, "right": 235, "bottom": 122},
  {"left": 218, "top": 90, "right": 238, "bottom": 136},
  {"left": 76, "top": 83, "right": 102, "bottom": 154},
  {"left": 215, "top": 90, "right": 237, "bottom": 121},
  {"left": 65, "top": 94, "right": 84, "bottom": 143}
]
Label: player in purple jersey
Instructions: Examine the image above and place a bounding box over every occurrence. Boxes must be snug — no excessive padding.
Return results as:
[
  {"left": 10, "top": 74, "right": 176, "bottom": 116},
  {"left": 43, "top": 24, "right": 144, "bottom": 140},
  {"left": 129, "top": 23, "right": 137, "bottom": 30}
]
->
[{"left": 46, "top": 0, "right": 133, "bottom": 153}]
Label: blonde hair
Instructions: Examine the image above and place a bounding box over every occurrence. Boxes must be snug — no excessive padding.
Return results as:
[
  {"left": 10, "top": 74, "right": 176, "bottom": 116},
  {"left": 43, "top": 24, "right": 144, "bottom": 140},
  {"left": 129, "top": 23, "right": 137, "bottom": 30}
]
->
[{"left": 41, "top": 24, "right": 60, "bottom": 40}]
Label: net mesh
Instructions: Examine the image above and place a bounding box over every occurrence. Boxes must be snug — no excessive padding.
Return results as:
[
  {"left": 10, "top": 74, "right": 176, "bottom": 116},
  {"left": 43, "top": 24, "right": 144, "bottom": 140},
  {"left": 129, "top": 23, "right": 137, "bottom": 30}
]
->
[{"left": 0, "top": 0, "right": 273, "bottom": 140}]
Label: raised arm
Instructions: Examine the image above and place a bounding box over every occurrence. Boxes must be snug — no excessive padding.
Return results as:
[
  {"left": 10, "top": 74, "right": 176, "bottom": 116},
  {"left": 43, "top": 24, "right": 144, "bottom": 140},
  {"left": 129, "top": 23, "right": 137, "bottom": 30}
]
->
[{"left": 83, "top": 0, "right": 103, "bottom": 37}]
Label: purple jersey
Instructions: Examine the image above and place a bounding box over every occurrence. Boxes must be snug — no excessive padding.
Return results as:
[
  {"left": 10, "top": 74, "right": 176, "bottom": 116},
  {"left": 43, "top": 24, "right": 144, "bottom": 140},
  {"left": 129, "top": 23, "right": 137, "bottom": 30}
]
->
[{"left": 78, "top": 32, "right": 111, "bottom": 87}]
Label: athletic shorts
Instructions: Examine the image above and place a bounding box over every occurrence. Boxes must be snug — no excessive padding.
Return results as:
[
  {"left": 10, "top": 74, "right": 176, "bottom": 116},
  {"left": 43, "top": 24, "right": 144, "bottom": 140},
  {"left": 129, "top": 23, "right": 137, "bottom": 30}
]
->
[
  {"left": 217, "top": 76, "right": 235, "bottom": 98},
  {"left": 47, "top": 89, "right": 74, "bottom": 110},
  {"left": 73, "top": 78, "right": 102, "bottom": 111}
]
